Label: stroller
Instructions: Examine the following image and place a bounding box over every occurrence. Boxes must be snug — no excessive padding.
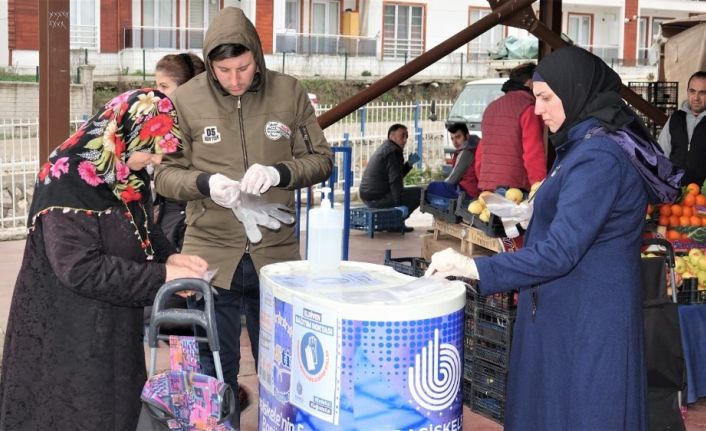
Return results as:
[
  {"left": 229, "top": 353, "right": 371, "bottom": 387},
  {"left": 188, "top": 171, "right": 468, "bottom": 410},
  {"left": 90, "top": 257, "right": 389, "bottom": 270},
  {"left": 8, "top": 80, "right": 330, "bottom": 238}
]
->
[
  {"left": 136, "top": 278, "right": 236, "bottom": 431},
  {"left": 641, "top": 238, "right": 686, "bottom": 431}
]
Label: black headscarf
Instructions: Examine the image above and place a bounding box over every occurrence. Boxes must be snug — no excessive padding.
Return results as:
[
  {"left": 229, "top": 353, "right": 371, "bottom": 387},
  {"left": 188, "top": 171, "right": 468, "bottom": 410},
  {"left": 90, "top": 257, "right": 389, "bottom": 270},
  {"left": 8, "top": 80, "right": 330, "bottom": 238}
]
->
[
  {"left": 533, "top": 46, "right": 637, "bottom": 147},
  {"left": 534, "top": 46, "right": 683, "bottom": 203},
  {"left": 29, "top": 88, "right": 184, "bottom": 257}
]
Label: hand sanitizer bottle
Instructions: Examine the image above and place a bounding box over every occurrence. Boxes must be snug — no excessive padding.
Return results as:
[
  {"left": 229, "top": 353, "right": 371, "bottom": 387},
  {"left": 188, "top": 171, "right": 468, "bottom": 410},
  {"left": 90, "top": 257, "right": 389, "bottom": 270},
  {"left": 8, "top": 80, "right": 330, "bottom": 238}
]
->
[{"left": 307, "top": 187, "right": 343, "bottom": 272}]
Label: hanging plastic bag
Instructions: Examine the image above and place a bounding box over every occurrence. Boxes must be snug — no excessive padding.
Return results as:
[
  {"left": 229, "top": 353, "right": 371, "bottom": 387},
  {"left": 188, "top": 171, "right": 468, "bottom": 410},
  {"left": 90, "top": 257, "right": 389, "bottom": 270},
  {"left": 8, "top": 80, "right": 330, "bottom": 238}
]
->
[{"left": 483, "top": 193, "right": 533, "bottom": 238}]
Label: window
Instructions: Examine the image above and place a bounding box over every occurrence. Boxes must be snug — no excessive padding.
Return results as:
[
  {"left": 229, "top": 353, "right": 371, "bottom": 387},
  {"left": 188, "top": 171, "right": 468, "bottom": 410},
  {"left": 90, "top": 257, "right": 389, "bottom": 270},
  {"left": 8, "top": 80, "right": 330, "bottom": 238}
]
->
[
  {"left": 188, "top": 0, "right": 221, "bottom": 48},
  {"left": 70, "top": 0, "right": 97, "bottom": 49},
  {"left": 467, "top": 8, "right": 504, "bottom": 61},
  {"left": 383, "top": 3, "right": 424, "bottom": 59},
  {"left": 312, "top": 0, "right": 339, "bottom": 35},
  {"left": 285, "top": 0, "right": 300, "bottom": 31},
  {"left": 567, "top": 13, "right": 592, "bottom": 48},
  {"left": 143, "top": 0, "right": 176, "bottom": 48},
  {"left": 638, "top": 17, "right": 649, "bottom": 63}
]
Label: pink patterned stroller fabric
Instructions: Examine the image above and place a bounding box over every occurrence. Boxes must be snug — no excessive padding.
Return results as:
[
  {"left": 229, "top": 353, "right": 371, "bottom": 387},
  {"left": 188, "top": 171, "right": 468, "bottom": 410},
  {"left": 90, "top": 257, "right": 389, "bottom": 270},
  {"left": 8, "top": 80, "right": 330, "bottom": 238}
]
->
[{"left": 140, "top": 336, "right": 235, "bottom": 431}]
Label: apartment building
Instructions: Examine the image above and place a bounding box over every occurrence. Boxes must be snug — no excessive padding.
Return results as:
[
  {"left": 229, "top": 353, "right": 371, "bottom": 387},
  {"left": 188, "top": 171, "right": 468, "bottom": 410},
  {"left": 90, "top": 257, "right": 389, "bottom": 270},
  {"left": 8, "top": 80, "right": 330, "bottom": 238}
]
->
[{"left": 1, "top": 0, "right": 705, "bottom": 76}]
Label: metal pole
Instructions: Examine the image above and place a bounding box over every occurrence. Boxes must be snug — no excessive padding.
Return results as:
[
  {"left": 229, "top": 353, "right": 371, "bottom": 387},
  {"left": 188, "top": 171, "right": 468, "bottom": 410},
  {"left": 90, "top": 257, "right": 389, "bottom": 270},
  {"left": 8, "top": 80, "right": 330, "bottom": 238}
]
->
[
  {"left": 317, "top": 0, "right": 536, "bottom": 129},
  {"left": 344, "top": 52, "right": 348, "bottom": 81},
  {"left": 143, "top": 49, "right": 146, "bottom": 81},
  {"left": 341, "top": 147, "right": 352, "bottom": 260},
  {"left": 416, "top": 127, "right": 423, "bottom": 169},
  {"left": 460, "top": 52, "right": 464, "bottom": 79},
  {"left": 360, "top": 106, "right": 366, "bottom": 137},
  {"left": 414, "top": 101, "right": 420, "bottom": 133},
  {"left": 282, "top": 52, "right": 286, "bottom": 73}
]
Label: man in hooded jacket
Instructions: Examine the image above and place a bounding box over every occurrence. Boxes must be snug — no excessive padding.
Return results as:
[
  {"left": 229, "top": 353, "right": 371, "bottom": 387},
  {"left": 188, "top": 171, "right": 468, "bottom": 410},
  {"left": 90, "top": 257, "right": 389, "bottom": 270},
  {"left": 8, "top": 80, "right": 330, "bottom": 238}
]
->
[{"left": 155, "top": 6, "right": 333, "bottom": 424}]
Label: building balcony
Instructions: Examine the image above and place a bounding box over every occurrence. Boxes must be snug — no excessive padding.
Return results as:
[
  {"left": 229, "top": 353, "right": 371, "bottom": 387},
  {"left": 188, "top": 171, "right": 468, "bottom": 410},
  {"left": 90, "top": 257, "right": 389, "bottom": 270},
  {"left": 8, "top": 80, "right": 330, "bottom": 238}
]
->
[
  {"left": 122, "top": 26, "right": 206, "bottom": 51},
  {"left": 275, "top": 32, "right": 377, "bottom": 57}
]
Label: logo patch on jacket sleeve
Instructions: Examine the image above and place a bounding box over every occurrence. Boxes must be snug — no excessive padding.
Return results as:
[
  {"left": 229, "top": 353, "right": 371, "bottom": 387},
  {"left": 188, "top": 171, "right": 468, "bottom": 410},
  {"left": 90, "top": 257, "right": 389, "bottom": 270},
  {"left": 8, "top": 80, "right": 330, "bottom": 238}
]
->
[
  {"left": 202, "top": 126, "right": 221, "bottom": 144},
  {"left": 264, "top": 121, "right": 292, "bottom": 141}
]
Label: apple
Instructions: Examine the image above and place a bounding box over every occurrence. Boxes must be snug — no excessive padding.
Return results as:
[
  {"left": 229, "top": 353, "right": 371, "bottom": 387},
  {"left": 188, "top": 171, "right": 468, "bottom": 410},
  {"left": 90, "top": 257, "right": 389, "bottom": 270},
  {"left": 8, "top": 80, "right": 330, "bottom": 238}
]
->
[
  {"left": 468, "top": 200, "right": 484, "bottom": 215},
  {"left": 505, "top": 188, "right": 524, "bottom": 204}
]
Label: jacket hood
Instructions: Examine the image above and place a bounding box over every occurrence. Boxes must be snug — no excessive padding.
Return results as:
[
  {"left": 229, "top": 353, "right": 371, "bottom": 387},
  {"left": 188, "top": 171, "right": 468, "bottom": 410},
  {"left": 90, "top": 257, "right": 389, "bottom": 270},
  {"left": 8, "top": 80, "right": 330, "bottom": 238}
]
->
[{"left": 203, "top": 7, "right": 267, "bottom": 94}]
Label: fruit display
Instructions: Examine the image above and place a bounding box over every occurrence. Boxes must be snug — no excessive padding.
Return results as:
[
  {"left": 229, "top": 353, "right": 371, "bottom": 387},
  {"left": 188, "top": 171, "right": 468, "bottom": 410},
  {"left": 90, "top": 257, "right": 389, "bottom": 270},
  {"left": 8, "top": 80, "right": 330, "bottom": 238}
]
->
[
  {"left": 651, "top": 182, "right": 706, "bottom": 244},
  {"left": 673, "top": 248, "right": 706, "bottom": 292},
  {"left": 466, "top": 183, "right": 542, "bottom": 223}
]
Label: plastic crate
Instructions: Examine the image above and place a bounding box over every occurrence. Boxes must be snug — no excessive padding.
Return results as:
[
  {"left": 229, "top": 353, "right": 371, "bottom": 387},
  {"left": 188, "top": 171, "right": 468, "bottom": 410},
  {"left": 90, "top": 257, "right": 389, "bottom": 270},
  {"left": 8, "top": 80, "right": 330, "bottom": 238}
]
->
[
  {"left": 455, "top": 192, "right": 507, "bottom": 237},
  {"left": 472, "top": 359, "right": 507, "bottom": 398},
  {"left": 471, "top": 385, "right": 505, "bottom": 423},
  {"left": 474, "top": 302, "right": 516, "bottom": 345},
  {"left": 627, "top": 81, "right": 678, "bottom": 138},
  {"left": 463, "top": 378, "right": 473, "bottom": 406},
  {"left": 383, "top": 249, "right": 429, "bottom": 277},
  {"left": 420, "top": 188, "right": 460, "bottom": 223},
  {"left": 349, "top": 206, "right": 404, "bottom": 238},
  {"left": 677, "top": 289, "right": 706, "bottom": 305},
  {"left": 474, "top": 338, "right": 511, "bottom": 369}
]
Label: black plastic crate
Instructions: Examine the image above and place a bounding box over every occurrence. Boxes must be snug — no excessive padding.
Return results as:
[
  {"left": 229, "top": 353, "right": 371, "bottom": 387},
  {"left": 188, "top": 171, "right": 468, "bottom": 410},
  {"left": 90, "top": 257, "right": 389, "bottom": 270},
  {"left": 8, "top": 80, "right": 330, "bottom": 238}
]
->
[
  {"left": 474, "top": 302, "right": 515, "bottom": 345},
  {"left": 420, "top": 187, "right": 460, "bottom": 223},
  {"left": 464, "top": 354, "right": 474, "bottom": 381},
  {"left": 471, "top": 385, "right": 505, "bottom": 424},
  {"left": 383, "top": 249, "right": 429, "bottom": 277},
  {"left": 455, "top": 192, "right": 507, "bottom": 237},
  {"left": 677, "top": 289, "right": 706, "bottom": 305},
  {"left": 628, "top": 81, "right": 678, "bottom": 138},
  {"left": 474, "top": 338, "right": 511, "bottom": 369},
  {"left": 472, "top": 359, "right": 507, "bottom": 398},
  {"left": 463, "top": 378, "right": 473, "bottom": 406},
  {"left": 349, "top": 206, "right": 404, "bottom": 238}
]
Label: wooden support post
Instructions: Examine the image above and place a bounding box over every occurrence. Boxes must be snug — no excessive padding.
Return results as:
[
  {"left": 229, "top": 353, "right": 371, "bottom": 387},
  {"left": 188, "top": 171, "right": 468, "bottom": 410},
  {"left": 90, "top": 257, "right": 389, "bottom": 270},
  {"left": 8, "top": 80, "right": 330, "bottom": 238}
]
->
[{"left": 39, "top": 0, "right": 70, "bottom": 164}]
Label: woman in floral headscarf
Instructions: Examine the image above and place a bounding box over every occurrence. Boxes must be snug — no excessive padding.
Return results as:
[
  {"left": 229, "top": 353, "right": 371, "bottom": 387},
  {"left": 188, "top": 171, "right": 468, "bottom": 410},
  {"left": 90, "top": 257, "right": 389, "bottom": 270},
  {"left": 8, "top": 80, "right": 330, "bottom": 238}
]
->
[{"left": 0, "top": 89, "right": 208, "bottom": 430}]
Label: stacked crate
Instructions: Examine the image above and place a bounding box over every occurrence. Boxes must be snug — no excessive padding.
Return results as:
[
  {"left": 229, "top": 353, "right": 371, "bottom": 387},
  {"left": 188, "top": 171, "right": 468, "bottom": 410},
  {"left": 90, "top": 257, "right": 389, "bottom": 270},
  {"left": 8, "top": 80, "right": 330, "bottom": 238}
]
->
[
  {"left": 462, "top": 280, "right": 517, "bottom": 424},
  {"left": 627, "top": 81, "right": 679, "bottom": 138}
]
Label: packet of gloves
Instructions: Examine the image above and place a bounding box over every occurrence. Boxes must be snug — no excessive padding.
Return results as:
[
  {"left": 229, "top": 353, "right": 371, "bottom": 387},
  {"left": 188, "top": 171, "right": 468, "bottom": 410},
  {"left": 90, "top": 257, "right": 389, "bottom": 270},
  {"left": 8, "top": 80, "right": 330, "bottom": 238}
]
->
[
  {"left": 231, "top": 192, "right": 295, "bottom": 243},
  {"left": 482, "top": 193, "right": 533, "bottom": 238}
]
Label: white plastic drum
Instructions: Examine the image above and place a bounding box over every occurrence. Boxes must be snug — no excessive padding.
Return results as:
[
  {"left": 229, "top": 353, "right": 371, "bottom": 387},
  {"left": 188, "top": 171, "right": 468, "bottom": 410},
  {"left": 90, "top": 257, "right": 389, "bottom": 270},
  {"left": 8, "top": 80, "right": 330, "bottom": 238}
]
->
[{"left": 258, "top": 260, "right": 467, "bottom": 430}]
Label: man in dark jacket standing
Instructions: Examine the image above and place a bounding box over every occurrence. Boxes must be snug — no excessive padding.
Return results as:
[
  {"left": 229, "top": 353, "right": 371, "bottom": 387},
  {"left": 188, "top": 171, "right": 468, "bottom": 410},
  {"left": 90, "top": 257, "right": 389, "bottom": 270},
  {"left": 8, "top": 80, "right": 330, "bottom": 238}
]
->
[
  {"left": 359, "top": 124, "right": 421, "bottom": 230},
  {"left": 658, "top": 70, "right": 706, "bottom": 186}
]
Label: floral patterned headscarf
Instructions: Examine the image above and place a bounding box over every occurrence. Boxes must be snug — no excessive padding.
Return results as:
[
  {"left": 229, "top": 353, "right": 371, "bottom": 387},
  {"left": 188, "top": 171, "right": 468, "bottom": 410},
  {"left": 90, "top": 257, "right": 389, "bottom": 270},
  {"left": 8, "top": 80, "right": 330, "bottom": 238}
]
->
[{"left": 28, "top": 89, "right": 183, "bottom": 255}]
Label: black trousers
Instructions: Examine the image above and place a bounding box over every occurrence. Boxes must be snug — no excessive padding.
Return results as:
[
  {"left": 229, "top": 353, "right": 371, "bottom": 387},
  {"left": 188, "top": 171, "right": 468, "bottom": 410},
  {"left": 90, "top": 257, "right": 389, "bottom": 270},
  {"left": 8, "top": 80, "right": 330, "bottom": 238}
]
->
[{"left": 362, "top": 186, "right": 422, "bottom": 217}]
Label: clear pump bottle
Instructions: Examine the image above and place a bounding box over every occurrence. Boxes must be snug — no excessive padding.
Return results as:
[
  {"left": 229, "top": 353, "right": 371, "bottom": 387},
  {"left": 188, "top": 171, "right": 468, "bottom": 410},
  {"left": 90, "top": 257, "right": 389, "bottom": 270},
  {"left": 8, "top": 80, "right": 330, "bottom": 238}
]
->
[{"left": 307, "top": 187, "right": 343, "bottom": 272}]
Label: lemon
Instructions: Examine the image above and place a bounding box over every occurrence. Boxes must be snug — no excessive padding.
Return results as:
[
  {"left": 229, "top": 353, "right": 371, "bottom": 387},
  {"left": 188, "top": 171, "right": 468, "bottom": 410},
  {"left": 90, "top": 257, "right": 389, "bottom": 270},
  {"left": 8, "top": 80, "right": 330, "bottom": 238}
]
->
[
  {"left": 468, "top": 200, "right": 484, "bottom": 215},
  {"left": 479, "top": 208, "right": 491, "bottom": 223},
  {"left": 478, "top": 191, "right": 494, "bottom": 205},
  {"left": 505, "top": 188, "right": 524, "bottom": 204}
]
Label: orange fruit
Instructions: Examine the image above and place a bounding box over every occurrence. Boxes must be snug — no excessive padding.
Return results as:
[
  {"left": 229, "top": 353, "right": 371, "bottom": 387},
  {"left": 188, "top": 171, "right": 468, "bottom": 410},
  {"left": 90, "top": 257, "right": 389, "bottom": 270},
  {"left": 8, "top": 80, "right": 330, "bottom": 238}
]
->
[
  {"left": 669, "top": 215, "right": 681, "bottom": 227},
  {"left": 680, "top": 216, "right": 691, "bottom": 226},
  {"left": 690, "top": 216, "right": 702, "bottom": 227},
  {"left": 659, "top": 215, "right": 670, "bottom": 226},
  {"left": 682, "top": 233, "right": 691, "bottom": 240},
  {"left": 667, "top": 230, "right": 681, "bottom": 240},
  {"left": 647, "top": 203, "right": 654, "bottom": 214},
  {"left": 659, "top": 205, "right": 672, "bottom": 217},
  {"left": 687, "top": 183, "right": 701, "bottom": 195},
  {"left": 696, "top": 195, "right": 706, "bottom": 207},
  {"left": 683, "top": 194, "right": 696, "bottom": 207},
  {"left": 683, "top": 206, "right": 693, "bottom": 217},
  {"left": 671, "top": 204, "right": 683, "bottom": 217}
]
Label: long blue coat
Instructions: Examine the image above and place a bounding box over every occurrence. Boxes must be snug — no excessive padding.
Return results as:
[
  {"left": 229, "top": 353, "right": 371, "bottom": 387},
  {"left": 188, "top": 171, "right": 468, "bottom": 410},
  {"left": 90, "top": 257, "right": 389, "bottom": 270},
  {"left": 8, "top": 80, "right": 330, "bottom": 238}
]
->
[{"left": 475, "top": 118, "right": 648, "bottom": 430}]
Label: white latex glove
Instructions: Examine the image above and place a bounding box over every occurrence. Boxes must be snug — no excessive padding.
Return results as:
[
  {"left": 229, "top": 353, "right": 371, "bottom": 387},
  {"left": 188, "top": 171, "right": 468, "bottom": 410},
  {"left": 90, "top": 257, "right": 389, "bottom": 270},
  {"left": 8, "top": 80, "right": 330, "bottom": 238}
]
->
[
  {"left": 241, "top": 164, "right": 280, "bottom": 195},
  {"left": 424, "top": 247, "right": 479, "bottom": 279},
  {"left": 232, "top": 193, "right": 295, "bottom": 243},
  {"left": 208, "top": 174, "right": 240, "bottom": 208}
]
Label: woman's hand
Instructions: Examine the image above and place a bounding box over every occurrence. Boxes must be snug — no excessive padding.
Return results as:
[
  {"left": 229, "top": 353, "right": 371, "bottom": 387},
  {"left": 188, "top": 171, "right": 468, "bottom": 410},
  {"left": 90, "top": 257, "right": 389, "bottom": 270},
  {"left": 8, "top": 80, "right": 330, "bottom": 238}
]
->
[
  {"left": 165, "top": 253, "right": 209, "bottom": 284},
  {"left": 424, "top": 247, "right": 479, "bottom": 279}
]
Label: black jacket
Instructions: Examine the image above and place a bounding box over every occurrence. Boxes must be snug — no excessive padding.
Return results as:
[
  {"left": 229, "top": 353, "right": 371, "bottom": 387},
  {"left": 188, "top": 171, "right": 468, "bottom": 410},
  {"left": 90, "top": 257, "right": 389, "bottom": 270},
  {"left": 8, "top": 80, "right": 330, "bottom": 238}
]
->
[
  {"left": 668, "top": 110, "right": 706, "bottom": 186},
  {"left": 359, "top": 140, "right": 412, "bottom": 204}
]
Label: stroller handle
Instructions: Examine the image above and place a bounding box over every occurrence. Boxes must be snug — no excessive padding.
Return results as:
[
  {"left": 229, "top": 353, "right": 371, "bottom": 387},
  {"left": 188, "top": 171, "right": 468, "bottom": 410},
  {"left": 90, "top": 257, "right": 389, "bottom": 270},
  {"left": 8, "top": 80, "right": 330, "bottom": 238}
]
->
[{"left": 148, "top": 278, "right": 220, "bottom": 352}]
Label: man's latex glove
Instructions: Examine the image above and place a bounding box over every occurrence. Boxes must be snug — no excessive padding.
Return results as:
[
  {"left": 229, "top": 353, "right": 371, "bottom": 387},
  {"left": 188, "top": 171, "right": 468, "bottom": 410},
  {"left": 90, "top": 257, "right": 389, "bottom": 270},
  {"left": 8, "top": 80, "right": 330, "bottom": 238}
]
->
[
  {"left": 395, "top": 205, "right": 409, "bottom": 219},
  {"left": 241, "top": 163, "right": 280, "bottom": 195},
  {"left": 208, "top": 174, "right": 240, "bottom": 208},
  {"left": 407, "top": 152, "right": 421, "bottom": 165},
  {"left": 424, "top": 247, "right": 479, "bottom": 279},
  {"left": 232, "top": 193, "right": 295, "bottom": 243}
]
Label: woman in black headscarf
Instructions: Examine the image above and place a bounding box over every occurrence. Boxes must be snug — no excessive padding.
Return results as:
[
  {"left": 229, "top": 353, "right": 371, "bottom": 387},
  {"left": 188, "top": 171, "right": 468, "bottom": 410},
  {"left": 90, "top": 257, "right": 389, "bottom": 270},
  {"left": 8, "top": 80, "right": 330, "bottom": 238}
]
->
[
  {"left": 0, "top": 89, "right": 208, "bottom": 430},
  {"left": 427, "top": 47, "right": 681, "bottom": 430}
]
